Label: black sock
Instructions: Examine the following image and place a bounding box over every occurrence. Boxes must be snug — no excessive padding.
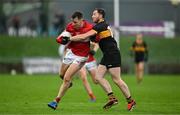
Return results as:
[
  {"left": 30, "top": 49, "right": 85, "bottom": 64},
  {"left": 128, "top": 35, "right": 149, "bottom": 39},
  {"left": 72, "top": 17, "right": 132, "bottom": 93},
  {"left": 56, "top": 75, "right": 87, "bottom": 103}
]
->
[
  {"left": 107, "top": 92, "right": 114, "bottom": 96},
  {"left": 60, "top": 75, "right": 64, "bottom": 80},
  {"left": 126, "top": 96, "right": 132, "bottom": 103}
]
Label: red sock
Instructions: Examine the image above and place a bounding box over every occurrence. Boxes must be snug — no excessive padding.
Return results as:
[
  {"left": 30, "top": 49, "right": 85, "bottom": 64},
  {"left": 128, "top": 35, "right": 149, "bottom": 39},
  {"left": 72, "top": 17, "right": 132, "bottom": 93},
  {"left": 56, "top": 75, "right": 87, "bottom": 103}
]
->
[
  {"left": 55, "top": 97, "right": 61, "bottom": 103},
  {"left": 89, "top": 93, "right": 96, "bottom": 99}
]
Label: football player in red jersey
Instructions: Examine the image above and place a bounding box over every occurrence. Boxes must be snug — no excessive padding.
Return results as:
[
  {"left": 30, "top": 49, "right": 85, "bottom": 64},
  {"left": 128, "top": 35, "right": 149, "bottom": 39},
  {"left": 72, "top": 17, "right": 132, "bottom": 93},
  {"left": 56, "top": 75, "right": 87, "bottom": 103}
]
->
[
  {"left": 69, "top": 8, "right": 136, "bottom": 111},
  {"left": 59, "top": 41, "right": 98, "bottom": 102},
  {"left": 48, "top": 11, "right": 97, "bottom": 110}
]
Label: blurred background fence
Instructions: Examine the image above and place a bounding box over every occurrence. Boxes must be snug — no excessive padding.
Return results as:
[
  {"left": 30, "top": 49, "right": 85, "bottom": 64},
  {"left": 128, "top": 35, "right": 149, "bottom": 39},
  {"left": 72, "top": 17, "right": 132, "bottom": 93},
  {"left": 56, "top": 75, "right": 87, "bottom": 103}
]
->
[{"left": 0, "top": 0, "right": 180, "bottom": 74}]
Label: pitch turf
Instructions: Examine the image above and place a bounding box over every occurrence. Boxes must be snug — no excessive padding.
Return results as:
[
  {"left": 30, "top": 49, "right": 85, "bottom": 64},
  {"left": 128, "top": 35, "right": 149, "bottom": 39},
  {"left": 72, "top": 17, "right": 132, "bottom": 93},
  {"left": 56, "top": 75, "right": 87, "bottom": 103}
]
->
[{"left": 0, "top": 74, "right": 180, "bottom": 114}]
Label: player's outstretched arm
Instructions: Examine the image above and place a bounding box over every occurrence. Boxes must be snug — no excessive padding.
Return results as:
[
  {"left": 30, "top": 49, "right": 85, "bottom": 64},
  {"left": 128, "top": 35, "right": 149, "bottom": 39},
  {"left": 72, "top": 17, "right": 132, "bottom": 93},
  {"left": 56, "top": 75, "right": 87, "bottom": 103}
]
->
[{"left": 70, "top": 30, "right": 97, "bottom": 41}]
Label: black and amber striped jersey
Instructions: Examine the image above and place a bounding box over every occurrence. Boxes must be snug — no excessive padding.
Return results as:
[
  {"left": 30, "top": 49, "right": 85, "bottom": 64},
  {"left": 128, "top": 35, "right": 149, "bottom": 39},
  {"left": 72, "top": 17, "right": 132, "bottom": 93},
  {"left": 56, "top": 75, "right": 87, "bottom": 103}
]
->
[
  {"left": 132, "top": 41, "right": 147, "bottom": 53},
  {"left": 91, "top": 20, "right": 119, "bottom": 54},
  {"left": 131, "top": 41, "right": 148, "bottom": 60}
]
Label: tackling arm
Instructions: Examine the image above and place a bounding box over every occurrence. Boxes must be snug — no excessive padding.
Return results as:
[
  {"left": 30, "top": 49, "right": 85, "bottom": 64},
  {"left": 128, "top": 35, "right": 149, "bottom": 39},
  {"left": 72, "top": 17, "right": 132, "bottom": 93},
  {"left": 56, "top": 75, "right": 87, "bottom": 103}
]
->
[{"left": 70, "top": 30, "right": 97, "bottom": 41}]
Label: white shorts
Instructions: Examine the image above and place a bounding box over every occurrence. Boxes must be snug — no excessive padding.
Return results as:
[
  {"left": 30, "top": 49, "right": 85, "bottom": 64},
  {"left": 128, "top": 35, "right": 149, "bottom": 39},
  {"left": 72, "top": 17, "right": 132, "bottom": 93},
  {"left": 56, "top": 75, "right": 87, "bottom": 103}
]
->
[
  {"left": 62, "top": 49, "right": 88, "bottom": 65},
  {"left": 84, "top": 60, "right": 97, "bottom": 71}
]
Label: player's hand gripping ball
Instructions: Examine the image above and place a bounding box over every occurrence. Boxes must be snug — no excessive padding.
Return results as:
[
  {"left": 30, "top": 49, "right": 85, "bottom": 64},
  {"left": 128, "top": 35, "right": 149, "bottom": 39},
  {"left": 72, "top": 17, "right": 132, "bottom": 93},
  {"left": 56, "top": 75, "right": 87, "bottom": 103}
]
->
[{"left": 56, "top": 31, "right": 71, "bottom": 45}]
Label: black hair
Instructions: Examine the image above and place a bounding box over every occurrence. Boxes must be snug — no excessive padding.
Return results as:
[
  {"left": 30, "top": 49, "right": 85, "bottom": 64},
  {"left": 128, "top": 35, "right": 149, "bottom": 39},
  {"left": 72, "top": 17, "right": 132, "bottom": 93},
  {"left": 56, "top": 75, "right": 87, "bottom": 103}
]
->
[
  {"left": 95, "top": 8, "right": 105, "bottom": 18},
  {"left": 71, "top": 11, "right": 83, "bottom": 19}
]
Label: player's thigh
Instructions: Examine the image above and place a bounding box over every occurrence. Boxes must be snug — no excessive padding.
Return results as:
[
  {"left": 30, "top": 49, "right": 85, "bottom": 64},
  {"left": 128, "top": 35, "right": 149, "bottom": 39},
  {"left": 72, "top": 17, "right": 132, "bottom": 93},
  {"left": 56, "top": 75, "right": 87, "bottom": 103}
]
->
[
  {"left": 89, "top": 69, "right": 96, "bottom": 79},
  {"left": 108, "top": 67, "right": 121, "bottom": 80},
  {"left": 138, "top": 62, "right": 144, "bottom": 70},
  {"left": 135, "top": 63, "right": 138, "bottom": 71},
  {"left": 64, "top": 63, "right": 84, "bottom": 81},
  {"left": 60, "top": 63, "right": 69, "bottom": 76}
]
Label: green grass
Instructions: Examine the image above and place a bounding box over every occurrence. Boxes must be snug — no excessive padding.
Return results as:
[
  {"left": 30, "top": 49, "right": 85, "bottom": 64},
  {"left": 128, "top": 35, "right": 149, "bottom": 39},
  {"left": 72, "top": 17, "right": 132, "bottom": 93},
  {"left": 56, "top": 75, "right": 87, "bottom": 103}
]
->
[{"left": 0, "top": 74, "right": 180, "bottom": 114}]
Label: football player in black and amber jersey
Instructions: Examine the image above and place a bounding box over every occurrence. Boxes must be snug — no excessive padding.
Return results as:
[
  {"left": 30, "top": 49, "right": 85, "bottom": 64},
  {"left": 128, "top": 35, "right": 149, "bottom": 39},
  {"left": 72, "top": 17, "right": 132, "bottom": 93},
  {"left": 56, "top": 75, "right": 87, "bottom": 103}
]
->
[
  {"left": 131, "top": 33, "right": 148, "bottom": 84},
  {"left": 69, "top": 8, "right": 136, "bottom": 111}
]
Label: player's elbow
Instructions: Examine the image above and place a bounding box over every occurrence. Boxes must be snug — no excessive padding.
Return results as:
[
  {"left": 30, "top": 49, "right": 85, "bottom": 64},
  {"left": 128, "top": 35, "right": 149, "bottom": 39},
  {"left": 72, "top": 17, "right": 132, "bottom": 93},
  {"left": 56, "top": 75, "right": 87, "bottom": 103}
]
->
[{"left": 93, "top": 80, "right": 99, "bottom": 84}]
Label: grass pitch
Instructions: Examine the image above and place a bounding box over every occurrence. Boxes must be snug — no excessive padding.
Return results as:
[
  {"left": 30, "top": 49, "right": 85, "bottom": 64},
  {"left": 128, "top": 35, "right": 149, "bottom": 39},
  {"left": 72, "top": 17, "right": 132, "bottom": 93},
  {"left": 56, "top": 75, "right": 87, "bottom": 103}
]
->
[{"left": 0, "top": 74, "right": 180, "bottom": 114}]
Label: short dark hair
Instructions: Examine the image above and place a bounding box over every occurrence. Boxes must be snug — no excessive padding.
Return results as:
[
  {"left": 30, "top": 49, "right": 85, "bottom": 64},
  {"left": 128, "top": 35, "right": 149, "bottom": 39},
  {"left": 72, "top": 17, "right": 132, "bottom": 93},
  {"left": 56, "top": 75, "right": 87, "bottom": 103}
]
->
[
  {"left": 71, "top": 11, "right": 83, "bottom": 19},
  {"left": 95, "top": 8, "right": 105, "bottom": 18}
]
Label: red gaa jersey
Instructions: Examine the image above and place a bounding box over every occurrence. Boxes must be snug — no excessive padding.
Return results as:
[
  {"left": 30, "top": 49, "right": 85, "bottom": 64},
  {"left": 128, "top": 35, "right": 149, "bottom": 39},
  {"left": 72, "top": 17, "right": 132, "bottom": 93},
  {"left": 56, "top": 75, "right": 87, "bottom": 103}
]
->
[{"left": 66, "top": 20, "right": 93, "bottom": 57}]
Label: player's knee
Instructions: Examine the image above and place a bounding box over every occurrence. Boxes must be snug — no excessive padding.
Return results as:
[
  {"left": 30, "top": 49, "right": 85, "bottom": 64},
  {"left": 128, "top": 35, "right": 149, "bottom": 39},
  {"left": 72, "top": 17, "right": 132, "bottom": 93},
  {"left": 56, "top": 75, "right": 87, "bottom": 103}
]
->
[
  {"left": 92, "top": 76, "right": 98, "bottom": 84},
  {"left": 63, "top": 78, "right": 71, "bottom": 86},
  {"left": 95, "top": 77, "right": 102, "bottom": 83},
  {"left": 64, "top": 77, "right": 71, "bottom": 83},
  {"left": 112, "top": 79, "right": 119, "bottom": 85},
  {"left": 93, "top": 79, "right": 98, "bottom": 84}
]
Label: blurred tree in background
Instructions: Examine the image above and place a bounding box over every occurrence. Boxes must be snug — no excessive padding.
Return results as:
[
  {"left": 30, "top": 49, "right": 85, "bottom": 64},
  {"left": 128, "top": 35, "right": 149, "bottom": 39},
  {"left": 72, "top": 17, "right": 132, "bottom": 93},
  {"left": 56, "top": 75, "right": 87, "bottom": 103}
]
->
[
  {"left": 0, "top": 2, "right": 7, "bottom": 34},
  {"left": 39, "top": 0, "right": 49, "bottom": 35}
]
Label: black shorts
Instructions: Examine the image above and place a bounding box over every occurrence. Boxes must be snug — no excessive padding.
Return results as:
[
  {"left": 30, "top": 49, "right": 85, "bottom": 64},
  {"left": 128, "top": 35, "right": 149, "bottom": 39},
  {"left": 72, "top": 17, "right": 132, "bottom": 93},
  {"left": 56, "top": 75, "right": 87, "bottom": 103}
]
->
[
  {"left": 135, "top": 56, "right": 144, "bottom": 63},
  {"left": 100, "top": 51, "right": 121, "bottom": 69}
]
